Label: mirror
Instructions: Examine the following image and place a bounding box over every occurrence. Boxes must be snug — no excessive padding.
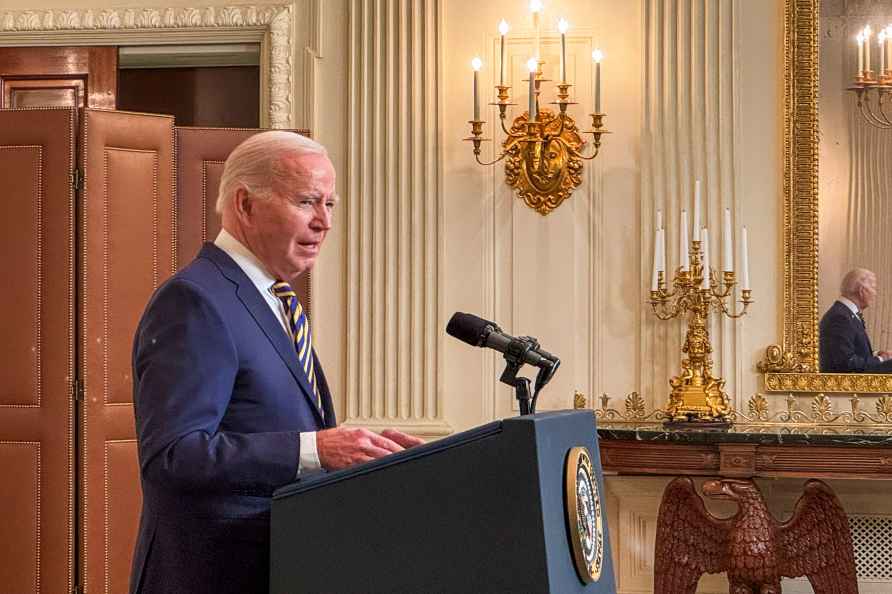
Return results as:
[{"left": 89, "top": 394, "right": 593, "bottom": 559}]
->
[
  {"left": 760, "top": 0, "right": 892, "bottom": 393},
  {"left": 820, "top": 3, "right": 892, "bottom": 358}
]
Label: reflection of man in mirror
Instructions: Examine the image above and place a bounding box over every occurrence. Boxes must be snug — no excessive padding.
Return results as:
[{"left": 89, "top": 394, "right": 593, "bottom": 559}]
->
[{"left": 819, "top": 268, "right": 892, "bottom": 373}]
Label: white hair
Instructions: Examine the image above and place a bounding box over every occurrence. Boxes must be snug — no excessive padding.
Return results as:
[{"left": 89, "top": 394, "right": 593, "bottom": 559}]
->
[
  {"left": 841, "top": 268, "right": 876, "bottom": 299},
  {"left": 215, "top": 130, "right": 327, "bottom": 213}
]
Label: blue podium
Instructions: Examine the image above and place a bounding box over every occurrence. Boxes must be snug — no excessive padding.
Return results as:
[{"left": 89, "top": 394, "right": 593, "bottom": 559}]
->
[{"left": 270, "top": 410, "right": 616, "bottom": 593}]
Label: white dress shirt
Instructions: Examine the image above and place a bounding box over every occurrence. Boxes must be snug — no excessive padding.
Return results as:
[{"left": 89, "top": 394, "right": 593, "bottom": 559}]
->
[
  {"left": 838, "top": 296, "right": 860, "bottom": 317},
  {"left": 214, "top": 229, "right": 321, "bottom": 474}
]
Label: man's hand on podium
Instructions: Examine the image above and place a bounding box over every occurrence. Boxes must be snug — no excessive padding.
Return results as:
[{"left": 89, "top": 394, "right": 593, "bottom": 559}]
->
[{"left": 317, "top": 427, "right": 424, "bottom": 470}]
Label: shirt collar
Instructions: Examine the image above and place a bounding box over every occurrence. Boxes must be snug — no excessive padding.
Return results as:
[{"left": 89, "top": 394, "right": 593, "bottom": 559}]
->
[
  {"left": 838, "top": 297, "right": 860, "bottom": 316},
  {"left": 214, "top": 229, "right": 278, "bottom": 294}
]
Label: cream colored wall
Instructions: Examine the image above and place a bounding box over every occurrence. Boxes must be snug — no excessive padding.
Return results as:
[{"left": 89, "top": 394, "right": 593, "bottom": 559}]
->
[{"left": 0, "top": 0, "right": 783, "bottom": 444}]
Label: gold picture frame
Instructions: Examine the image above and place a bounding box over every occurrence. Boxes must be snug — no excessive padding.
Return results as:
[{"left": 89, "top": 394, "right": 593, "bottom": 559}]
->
[{"left": 758, "top": 0, "right": 892, "bottom": 393}]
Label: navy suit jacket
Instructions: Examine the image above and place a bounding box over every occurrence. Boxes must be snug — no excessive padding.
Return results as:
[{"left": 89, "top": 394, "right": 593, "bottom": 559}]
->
[
  {"left": 819, "top": 300, "right": 892, "bottom": 373},
  {"left": 129, "top": 243, "right": 336, "bottom": 594}
]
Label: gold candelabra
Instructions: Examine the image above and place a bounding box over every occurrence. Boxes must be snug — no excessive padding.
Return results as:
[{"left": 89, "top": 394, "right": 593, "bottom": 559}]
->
[
  {"left": 650, "top": 239, "right": 753, "bottom": 425},
  {"left": 847, "top": 24, "right": 892, "bottom": 129},
  {"left": 464, "top": 56, "right": 609, "bottom": 215}
]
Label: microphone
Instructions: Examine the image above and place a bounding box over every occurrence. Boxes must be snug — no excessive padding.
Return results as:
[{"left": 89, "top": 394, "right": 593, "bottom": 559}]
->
[{"left": 446, "top": 312, "right": 559, "bottom": 371}]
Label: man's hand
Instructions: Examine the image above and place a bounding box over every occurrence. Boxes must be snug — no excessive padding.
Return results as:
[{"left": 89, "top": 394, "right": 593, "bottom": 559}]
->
[
  {"left": 316, "top": 427, "right": 424, "bottom": 471},
  {"left": 879, "top": 350, "right": 892, "bottom": 361}
]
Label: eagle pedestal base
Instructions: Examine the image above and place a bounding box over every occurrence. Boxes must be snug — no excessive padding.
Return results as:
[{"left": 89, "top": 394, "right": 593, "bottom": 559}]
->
[{"left": 653, "top": 478, "right": 857, "bottom": 594}]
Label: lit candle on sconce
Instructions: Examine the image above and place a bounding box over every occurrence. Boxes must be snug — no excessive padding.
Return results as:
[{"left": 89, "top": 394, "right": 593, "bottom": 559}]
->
[
  {"left": 498, "top": 19, "right": 509, "bottom": 86},
  {"left": 722, "top": 208, "right": 732, "bottom": 272},
  {"left": 679, "top": 209, "right": 689, "bottom": 271},
  {"left": 693, "top": 180, "right": 701, "bottom": 242},
  {"left": 527, "top": 57, "right": 538, "bottom": 120},
  {"left": 530, "top": 0, "right": 543, "bottom": 60},
  {"left": 866, "top": 25, "right": 873, "bottom": 75},
  {"left": 471, "top": 56, "right": 483, "bottom": 121},
  {"left": 700, "top": 228, "right": 710, "bottom": 290},
  {"left": 592, "top": 49, "right": 603, "bottom": 113},
  {"left": 558, "top": 18, "right": 569, "bottom": 84},
  {"left": 886, "top": 25, "right": 892, "bottom": 75},
  {"left": 858, "top": 31, "right": 865, "bottom": 77}
]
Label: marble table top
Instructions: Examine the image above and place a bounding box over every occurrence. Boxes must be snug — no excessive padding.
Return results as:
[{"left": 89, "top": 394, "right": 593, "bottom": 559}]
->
[{"left": 596, "top": 421, "right": 892, "bottom": 447}]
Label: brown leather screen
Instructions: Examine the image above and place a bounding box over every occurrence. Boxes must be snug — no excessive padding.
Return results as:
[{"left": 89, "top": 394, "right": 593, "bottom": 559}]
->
[
  {"left": 175, "top": 126, "right": 313, "bottom": 314},
  {"left": 80, "top": 109, "right": 176, "bottom": 594},
  {"left": 0, "top": 108, "right": 77, "bottom": 594}
]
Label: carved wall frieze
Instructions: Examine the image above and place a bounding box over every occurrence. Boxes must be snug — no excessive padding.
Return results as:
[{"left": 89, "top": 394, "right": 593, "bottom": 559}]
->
[
  {"left": 579, "top": 390, "right": 892, "bottom": 429},
  {"left": 0, "top": 4, "right": 294, "bottom": 128}
]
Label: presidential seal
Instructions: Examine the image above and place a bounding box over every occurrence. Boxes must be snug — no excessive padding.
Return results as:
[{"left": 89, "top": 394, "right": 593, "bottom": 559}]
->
[{"left": 565, "top": 446, "right": 604, "bottom": 584}]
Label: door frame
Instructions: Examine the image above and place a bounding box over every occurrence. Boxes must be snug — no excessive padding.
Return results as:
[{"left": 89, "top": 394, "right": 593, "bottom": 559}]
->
[{"left": 0, "top": 2, "right": 319, "bottom": 129}]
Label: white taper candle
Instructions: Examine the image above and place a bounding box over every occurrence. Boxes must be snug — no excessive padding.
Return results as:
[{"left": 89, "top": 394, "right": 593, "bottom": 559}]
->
[
  {"left": 499, "top": 20, "right": 509, "bottom": 86},
  {"left": 658, "top": 228, "right": 666, "bottom": 274},
  {"left": 693, "top": 180, "right": 701, "bottom": 242},
  {"left": 867, "top": 25, "right": 873, "bottom": 73},
  {"left": 701, "top": 228, "right": 710, "bottom": 289},
  {"left": 527, "top": 58, "right": 538, "bottom": 120},
  {"left": 558, "top": 18, "right": 568, "bottom": 83},
  {"left": 471, "top": 57, "right": 482, "bottom": 121},
  {"left": 722, "top": 208, "right": 732, "bottom": 272},
  {"left": 741, "top": 227, "right": 750, "bottom": 290},
  {"left": 859, "top": 32, "right": 865, "bottom": 76},
  {"left": 679, "top": 209, "right": 689, "bottom": 271},
  {"left": 651, "top": 228, "right": 660, "bottom": 291}
]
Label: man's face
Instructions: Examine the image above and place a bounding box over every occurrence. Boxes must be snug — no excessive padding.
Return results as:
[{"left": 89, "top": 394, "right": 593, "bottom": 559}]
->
[
  {"left": 861, "top": 274, "right": 879, "bottom": 309},
  {"left": 242, "top": 151, "right": 337, "bottom": 281}
]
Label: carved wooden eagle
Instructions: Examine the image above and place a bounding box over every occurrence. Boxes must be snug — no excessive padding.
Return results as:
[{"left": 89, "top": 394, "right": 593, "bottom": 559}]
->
[{"left": 654, "top": 477, "right": 857, "bottom": 594}]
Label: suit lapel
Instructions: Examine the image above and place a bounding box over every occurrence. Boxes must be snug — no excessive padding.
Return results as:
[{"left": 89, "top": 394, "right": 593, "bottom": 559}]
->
[{"left": 199, "top": 243, "right": 325, "bottom": 424}]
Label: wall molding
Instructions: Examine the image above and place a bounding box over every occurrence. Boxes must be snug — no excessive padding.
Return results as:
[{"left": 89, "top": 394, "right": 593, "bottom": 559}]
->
[
  {"left": 0, "top": 3, "right": 295, "bottom": 128},
  {"left": 343, "top": 0, "right": 450, "bottom": 437}
]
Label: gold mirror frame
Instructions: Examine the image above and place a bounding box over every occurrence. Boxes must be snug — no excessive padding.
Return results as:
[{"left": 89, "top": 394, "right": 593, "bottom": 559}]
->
[{"left": 759, "top": 0, "right": 892, "bottom": 393}]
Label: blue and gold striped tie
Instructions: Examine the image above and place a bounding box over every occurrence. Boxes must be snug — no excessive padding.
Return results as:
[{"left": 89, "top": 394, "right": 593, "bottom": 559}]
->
[{"left": 271, "top": 280, "right": 321, "bottom": 413}]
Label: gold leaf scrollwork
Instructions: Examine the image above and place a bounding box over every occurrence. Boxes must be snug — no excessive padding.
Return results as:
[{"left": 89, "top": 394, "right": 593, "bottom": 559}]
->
[
  {"left": 747, "top": 393, "right": 769, "bottom": 421},
  {"left": 573, "top": 390, "right": 587, "bottom": 410},
  {"left": 624, "top": 392, "right": 646, "bottom": 419},
  {"left": 503, "top": 108, "right": 584, "bottom": 216},
  {"left": 877, "top": 395, "right": 892, "bottom": 416},
  {"left": 811, "top": 394, "right": 833, "bottom": 420}
]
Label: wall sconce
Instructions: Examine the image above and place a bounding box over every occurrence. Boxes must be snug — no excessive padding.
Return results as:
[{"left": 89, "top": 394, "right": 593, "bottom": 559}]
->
[
  {"left": 464, "top": 3, "right": 610, "bottom": 215},
  {"left": 848, "top": 23, "right": 892, "bottom": 129}
]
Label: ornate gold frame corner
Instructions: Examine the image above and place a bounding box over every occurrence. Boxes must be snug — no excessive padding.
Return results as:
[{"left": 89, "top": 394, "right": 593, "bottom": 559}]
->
[{"left": 758, "top": 0, "right": 892, "bottom": 394}]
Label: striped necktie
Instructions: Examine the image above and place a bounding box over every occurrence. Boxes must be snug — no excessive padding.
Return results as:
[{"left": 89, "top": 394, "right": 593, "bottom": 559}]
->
[{"left": 271, "top": 280, "right": 321, "bottom": 414}]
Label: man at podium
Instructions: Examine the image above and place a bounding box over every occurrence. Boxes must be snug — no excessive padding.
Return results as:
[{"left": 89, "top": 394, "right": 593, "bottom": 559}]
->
[{"left": 129, "top": 131, "right": 422, "bottom": 594}]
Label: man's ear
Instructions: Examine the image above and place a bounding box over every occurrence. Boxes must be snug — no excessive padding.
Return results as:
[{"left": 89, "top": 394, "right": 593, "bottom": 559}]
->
[{"left": 233, "top": 187, "right": 254, "bottom": 222}]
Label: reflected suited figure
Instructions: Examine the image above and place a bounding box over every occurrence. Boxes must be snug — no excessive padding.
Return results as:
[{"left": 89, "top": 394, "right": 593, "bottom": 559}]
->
[{"left": 820, "top": 268, "right": 892, "bottom": 373}]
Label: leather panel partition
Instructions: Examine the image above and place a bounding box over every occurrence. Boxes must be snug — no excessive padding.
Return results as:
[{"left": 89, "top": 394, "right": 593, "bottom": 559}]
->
[
  {"left": 175, "top": 126, "right": 313, "bottom": 314},
  {"left": 0, "top": 107, "right": 76, "bottom": 594},
  {"left": 105, "top": 440, "right": 141, "bottom": 594},
  {"left": 81, "top": 109, "right": 175, "bottom": 594}
]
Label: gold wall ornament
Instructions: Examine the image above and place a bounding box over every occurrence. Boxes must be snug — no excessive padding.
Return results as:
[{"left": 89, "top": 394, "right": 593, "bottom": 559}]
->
[
  {"left": 503, "top": 108, "right": 585, "bottom": 215},
  {"left": 464, "top": 17, "right": 609, "bottom": 215},
  {"left": 651, "top": 241, "right": 753, "bottom": 424}
]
